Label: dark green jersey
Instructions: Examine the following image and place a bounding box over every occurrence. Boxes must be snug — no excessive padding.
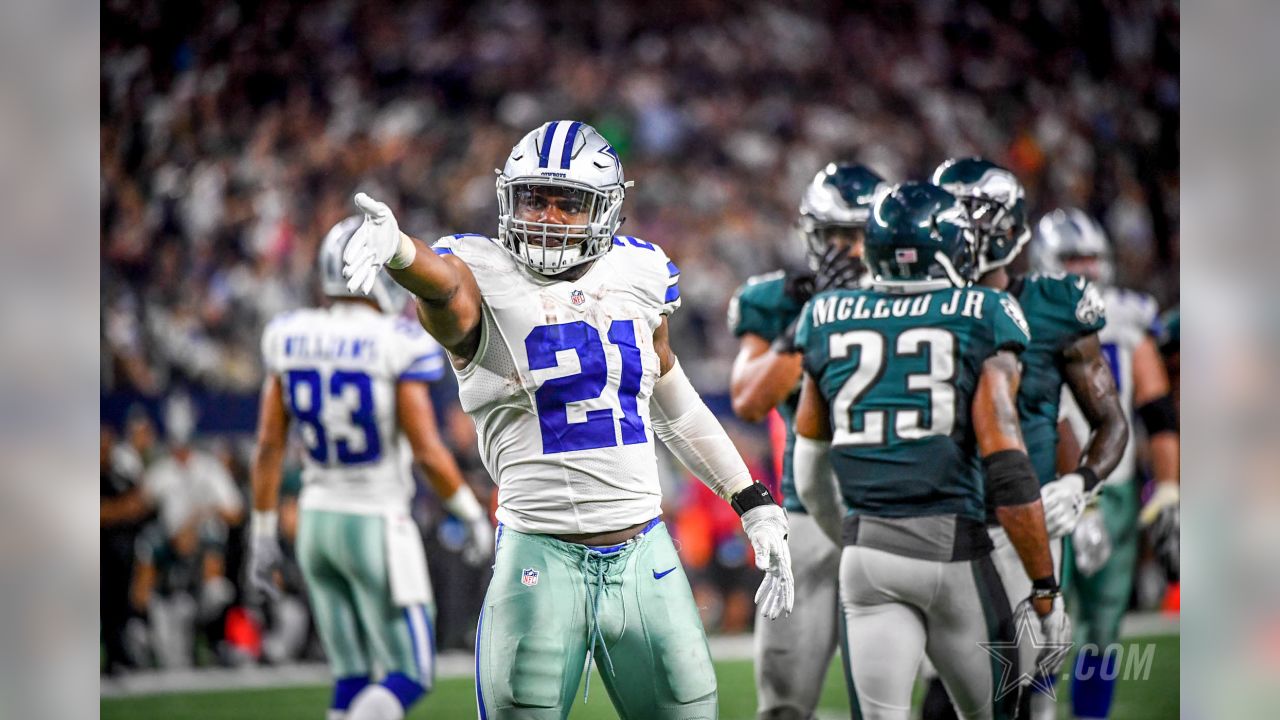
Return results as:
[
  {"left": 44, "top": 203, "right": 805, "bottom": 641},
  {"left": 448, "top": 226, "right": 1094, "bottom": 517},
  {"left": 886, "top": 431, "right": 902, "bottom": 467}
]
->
[
  {"left": 796, "top": 286, "right": 1030, "bottom": 523},
  {"left": 728, "top": 271, "right": 807, "bottom": 512},
  {"left": 1009, "top": 273, "right": 1106, "bottom": 488}
]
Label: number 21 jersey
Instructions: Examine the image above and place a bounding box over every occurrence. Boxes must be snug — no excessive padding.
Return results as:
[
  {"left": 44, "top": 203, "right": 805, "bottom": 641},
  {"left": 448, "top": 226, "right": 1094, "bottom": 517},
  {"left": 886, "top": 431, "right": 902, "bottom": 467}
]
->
[{"left": 431, "top": 233, "right": 681, "bottom": 535}]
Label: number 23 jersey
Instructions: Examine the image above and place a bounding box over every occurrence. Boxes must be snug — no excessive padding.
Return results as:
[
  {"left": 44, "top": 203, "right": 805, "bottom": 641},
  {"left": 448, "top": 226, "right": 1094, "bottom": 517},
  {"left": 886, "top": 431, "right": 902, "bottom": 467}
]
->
[
  {"left": 261, "top": 303, "right": 446, "bottom": 515},
  {"left": 431, "top": 233, "right": 682, "bottom": 535}
]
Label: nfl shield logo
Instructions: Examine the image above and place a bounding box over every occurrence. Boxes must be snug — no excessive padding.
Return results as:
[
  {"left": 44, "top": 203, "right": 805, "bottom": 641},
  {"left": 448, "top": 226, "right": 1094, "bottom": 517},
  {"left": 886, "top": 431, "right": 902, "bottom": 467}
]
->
[
  {"left": 895, "top": 248, "right": 918, "bottom": 263},
  {"left": 570, "top": 289, "right": 586, "bottom": 306},
  {"left": 521, "top": 568, "right": 540, "bottom": 587}
]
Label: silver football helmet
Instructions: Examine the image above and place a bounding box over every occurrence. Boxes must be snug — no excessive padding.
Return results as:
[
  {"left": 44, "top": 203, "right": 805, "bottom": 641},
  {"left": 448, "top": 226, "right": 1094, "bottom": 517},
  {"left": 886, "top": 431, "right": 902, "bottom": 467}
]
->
[
  {"left": 320, "top": 215, "right": 400, "bottom": 312},
  {"left": 496, "top": 121, "right": 631, "bottom": 275},
  {"left": 1031, "top": 208, "right": 1114, "bottom": 285}
]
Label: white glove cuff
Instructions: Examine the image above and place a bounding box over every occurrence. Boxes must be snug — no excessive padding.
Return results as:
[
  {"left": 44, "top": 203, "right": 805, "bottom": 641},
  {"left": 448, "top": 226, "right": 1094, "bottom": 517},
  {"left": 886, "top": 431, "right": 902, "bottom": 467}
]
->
[
  {"left": 650, "top": 359, "right": 753, "bottom": 500},
  {"left": 250, "top": 510, "right": 278, "bottom": 539},
  {"left": 388, "top": 232, "right": 417, "bottom": 270},
  {"left": 444, "top": 487, "right": 485, "bottom": 523}
]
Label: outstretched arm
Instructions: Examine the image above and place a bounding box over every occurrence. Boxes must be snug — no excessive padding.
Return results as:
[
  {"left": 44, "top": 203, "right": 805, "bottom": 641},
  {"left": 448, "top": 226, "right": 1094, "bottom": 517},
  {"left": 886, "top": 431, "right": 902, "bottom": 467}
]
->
[
  {"left": 342, "top": 193, "right": 484, "bottom": 359},
  {"left": 729, "top": 333, "right": 804, "bottom": 423},
  {"left": 650, "top": 318, "right": 794, "bottom": 619},
  {"left": 973, "top": 350, "right": 1057, "bottom": 616}
]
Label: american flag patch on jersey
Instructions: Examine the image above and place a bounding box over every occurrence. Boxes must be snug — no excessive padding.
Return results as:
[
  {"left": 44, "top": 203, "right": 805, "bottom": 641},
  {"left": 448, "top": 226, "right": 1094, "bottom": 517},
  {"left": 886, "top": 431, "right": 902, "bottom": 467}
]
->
[
  {"left": 895, "top": 248, "right": 918, "bottom": 263},
  {"left": 570, "top": 289, "right": 585, "bottom": 306},
  {"left": 521, "top": 568, "right": 540, "bottom": 587}
]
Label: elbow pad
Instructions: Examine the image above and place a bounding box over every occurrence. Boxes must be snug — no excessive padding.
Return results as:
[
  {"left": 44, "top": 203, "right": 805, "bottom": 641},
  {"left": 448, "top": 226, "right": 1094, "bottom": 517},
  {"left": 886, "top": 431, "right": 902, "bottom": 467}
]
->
[
  {"left": 983, "top": 449, "right": 1041, "bottom": 507},
  {"left": 1136, "top": 394, "right": 1178, "bottom": 436},
  {"left": 650, "top": 360, "right": 753, "bottom": 500}
]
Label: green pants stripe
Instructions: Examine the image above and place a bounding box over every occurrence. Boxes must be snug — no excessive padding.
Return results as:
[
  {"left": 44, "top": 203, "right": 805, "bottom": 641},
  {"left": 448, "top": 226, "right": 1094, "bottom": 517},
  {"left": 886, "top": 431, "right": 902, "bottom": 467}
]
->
[
  {"left": 296, "top": 509, "right": 435, "bottom": 687},
  {"left": 475, "top": 519, "right": 717, "bottom": 719}
]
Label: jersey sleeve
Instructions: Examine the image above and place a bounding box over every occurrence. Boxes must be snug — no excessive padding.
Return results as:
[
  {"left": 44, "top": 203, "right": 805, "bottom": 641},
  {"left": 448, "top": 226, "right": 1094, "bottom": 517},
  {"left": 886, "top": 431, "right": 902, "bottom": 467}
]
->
[
  {"left": 260, "top": 314, "right": 288, "bottom": 375},
  {"left": 1062, "top": 274, "right": 1107, "bottom": 337},
  {"left": 794, "top": 300, "right": 825, "bottom": 378},
  {"left": 728, "top": 274, "right": 788, "bottom": 341},
  {"left": 390, "top": 317, "right": 446, "bottom": 383},
  {"left": 987, "top": 289, "right": 1031, "bottom": 354},
  {"left": 611, "top": 235, "right": 681, "bottom": 318}
]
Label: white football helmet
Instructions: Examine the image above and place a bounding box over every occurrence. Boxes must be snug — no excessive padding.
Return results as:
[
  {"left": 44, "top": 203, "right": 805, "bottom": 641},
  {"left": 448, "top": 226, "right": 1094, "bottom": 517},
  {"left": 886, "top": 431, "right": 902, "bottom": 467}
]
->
[
  {"left": 320, "top": 215, "right": 400, "bottom": 312},
  {"left": 1031, "top": 208, "right": 1114, "bottom": 285},
  {"left": 496, "top": 121, "right": 631, "bottom": 275}
]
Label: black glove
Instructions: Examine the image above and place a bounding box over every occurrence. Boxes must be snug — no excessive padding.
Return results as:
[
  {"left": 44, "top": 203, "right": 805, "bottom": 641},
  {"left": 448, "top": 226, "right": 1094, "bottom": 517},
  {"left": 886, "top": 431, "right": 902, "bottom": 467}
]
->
[
  {"left": 783, "top": 271, "right": 816, "bottom": 304},
  {"left": 813, "top": 243, "right": 865, "bottom": 294}
]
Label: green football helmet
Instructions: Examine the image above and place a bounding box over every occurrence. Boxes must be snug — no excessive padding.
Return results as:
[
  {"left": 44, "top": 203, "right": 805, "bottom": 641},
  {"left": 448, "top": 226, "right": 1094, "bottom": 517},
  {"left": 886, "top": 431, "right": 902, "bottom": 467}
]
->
[
  {"left": 931, "top": 157, "right": 1030, "bottom": 278},
  {"left": 866, "top": 182, "right": 977, "bottom": 293},
  {"left": 798, "top": 162, "right": 889, "bottom": 270}
]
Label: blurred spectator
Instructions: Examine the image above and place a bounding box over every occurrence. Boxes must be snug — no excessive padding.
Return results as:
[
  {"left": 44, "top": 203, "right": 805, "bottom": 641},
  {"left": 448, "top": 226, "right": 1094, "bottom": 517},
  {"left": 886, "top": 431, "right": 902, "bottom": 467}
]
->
[
  {"left": 100, "top": 425, "right": 153, "bottom": 674},
  {"left": 131, "top": 394, "right": 245, "bottom": 667}
]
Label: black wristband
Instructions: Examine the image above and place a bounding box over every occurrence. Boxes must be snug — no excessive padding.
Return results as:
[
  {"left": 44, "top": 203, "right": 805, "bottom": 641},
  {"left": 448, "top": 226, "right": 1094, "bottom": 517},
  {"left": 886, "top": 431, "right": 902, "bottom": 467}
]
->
[
  {"left": 1074, "top": 466, "right": 1102, "bottom": 493},
  {"left": 730, "top": 482, "right": 778, "bottom": 516},
  {"left": 1031, "top": 575, "right": 1061, "bottom": 597},
  {"left": 982, "top": 449, "right": 1040, "bottom": 507}
]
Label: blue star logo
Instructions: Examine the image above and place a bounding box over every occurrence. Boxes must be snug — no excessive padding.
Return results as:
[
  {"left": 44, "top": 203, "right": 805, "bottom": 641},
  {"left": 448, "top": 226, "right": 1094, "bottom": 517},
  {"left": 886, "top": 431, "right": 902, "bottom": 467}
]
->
[{"left": 977, "top": 609, "right": 1073, "bottom": 700}]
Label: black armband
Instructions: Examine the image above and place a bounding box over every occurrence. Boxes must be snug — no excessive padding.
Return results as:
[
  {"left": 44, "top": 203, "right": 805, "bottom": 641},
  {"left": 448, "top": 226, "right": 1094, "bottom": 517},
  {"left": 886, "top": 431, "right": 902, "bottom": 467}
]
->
[
  {"left": 982, "top": 449, "right": 1040, "bottom": 508},
  {"left": 1074, "top": 466, "right": 1102, "bottom": 493},
  {"left": 730, "top": 482, "right": 778, "bottom": 516},
  {"left": 1137, "top": 394, "right": 1178, "bottom": 435}
]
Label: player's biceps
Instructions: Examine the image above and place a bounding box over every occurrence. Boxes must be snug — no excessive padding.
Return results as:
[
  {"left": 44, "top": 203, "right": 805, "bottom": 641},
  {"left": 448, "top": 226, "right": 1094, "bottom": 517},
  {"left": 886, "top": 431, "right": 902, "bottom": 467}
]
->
[
  {"left": 795, "top": 374, "right": 832, "bottom": 440},
  {"left": 973, "top": 365, "right": 1022, "bottom": 454}
]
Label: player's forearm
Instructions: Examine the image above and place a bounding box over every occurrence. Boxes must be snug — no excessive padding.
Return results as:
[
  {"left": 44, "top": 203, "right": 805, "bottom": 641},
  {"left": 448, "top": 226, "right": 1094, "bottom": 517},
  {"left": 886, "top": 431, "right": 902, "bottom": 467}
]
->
[
  {"left": 250, "top": 443, "right": 285, "bottom": 514},
  {"left": 415, "top": 439, "right": 466, "bottom": 500},
  {"left": 1064, "top": 334, "right": 1129, "bottom": 486},
  {"left": 729, "top": 351, "right": 803, "bottom": 423},
  {"left": 651, "top": 359, "right": 753, "bottom": 500},
  {"left": 1149, "top": 433, "right": 1179, "bottom": 483},
  {"left": 995, "top": 499, "right": 1056, "bottom": 582},
  {"left": 793, "top": 435, "right": 843, "bottom": 544},
  {"left": 387, "top": 235, "right": 462, "bottom": 303}
]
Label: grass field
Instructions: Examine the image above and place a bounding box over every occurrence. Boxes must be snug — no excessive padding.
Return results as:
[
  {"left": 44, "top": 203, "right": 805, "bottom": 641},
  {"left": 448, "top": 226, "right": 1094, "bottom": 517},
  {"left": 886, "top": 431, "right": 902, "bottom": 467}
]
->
[{"left": 103, "top": 635, "right": 1177, "bottom": 719}]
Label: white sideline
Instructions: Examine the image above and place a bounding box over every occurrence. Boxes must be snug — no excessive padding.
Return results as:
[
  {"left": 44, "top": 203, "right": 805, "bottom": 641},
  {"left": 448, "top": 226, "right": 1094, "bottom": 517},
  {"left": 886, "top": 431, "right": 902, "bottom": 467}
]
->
[{"left": 101, "top": 612, "right": 1178, "bottom": 698}]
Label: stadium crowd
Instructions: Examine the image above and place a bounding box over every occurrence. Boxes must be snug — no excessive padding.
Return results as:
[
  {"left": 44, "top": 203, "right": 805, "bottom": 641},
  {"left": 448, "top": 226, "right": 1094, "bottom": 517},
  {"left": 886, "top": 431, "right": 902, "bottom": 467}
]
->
[{"left": 100, "top": 0, "right": 1179, "bottom": 671}]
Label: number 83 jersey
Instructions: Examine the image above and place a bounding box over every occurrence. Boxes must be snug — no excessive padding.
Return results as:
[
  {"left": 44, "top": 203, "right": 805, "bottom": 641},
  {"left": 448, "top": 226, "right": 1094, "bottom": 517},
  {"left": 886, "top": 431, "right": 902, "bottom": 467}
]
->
[
  {"left": 431, "top": 233, "right": 681, "bottom": 535},
  {"left": 261, "top": 303, "right": 446, "bottom": 515}
]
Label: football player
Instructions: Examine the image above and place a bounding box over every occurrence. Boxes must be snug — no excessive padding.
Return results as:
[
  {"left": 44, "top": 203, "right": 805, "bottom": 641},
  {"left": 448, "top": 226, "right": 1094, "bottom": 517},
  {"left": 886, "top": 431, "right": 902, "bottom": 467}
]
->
[
  {"left": 1035, "top": 209, "right": 1180, "bottom": 720},
  {"left": 792, "top": 182, "right": 1067, "bottom": 720},
  {"left": 340, "top": 121, "right": 794, "bottom": 719},
  {"left": 727, "top": 162, "right": 886, "bottom": 720},
  {"left": 923, "top": 159, "right": 1130, "bottom": 720},
  {"left": 248, "top": 217, "right": 493, "bottom": 720}
]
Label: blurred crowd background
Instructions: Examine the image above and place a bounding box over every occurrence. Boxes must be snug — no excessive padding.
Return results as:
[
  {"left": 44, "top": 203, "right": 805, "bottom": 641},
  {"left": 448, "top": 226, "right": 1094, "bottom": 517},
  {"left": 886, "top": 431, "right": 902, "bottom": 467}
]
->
[{"left": 100, "top": 0, "right": 1179, "bottom": 672}]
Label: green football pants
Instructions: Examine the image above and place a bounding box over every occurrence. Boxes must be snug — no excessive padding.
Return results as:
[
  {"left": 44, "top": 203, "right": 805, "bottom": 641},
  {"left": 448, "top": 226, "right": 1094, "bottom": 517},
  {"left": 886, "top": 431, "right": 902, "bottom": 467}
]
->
[
  {"left": 1063, "top": 478, "right": 1140, "bottom": 648},
  {"left": 296, "top": 509, "right": 436, "bottom": 687},
  {"left": 475, "top": 518, "right": 717, "bottom": 719}
]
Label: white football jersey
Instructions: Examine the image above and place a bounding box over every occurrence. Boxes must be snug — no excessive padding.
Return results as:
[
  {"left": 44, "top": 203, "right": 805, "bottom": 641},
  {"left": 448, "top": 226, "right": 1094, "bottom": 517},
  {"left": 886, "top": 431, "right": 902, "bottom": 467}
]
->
[
  {"left": 1061, "top": 286, "right": 1160, "bottom": 484},
  {"left": 431, "top": 233, "right": 681, "bottom": 534},
  {"left": 261, "top": 302, "right": 445, "bottom": 515}
]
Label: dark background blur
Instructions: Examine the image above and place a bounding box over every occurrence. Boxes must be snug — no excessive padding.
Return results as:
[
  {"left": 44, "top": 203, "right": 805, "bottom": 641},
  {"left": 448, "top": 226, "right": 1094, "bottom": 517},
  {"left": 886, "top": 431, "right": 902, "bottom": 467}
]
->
[{"left": 99, "top": 0, "right": 1178, "bottom": 672}]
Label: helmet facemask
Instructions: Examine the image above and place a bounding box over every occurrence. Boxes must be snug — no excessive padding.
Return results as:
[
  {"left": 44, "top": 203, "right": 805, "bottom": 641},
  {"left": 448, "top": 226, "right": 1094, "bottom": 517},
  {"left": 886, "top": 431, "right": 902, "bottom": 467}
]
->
[
  {"left": 497, "top": 177, "right": 623, "bottom": 276},
  {"left": 957, "top": 193, "right": 1030, "bottom": 278},
  {"left": 801, "top": 217, "right": 868, "bottom": 273}
]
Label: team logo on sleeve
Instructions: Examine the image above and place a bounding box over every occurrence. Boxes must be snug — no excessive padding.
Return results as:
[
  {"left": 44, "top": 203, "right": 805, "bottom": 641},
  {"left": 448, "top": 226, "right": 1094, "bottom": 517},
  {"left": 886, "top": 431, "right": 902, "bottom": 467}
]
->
[
  {"left": 1075, "top": 282, "right": 1106, "bottom": 325},
  {"left": 1000, "top": 296, "right": 1032, "bottom": 339},
  {"left": 570, "top": 289, "right": 586, "bottom": 306},
  {"left": 521, "top": 568, "right": 540, "bottom": 587}
]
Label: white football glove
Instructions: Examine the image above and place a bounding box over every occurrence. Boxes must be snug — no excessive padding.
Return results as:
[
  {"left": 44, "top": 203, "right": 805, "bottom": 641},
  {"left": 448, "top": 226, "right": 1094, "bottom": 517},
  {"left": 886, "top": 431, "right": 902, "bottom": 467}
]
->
[
  {"left": 741, "top": 504, "right": 794, "bottom": 619},
  {"left": 444, "top": 488, "right": 494, "bottom": 567},
  {"left": 462, "top": 516, "right": 495, "bottom": 567},
  {"left": 247, "top": 511, "right": 283, "bottom": 603},
  {"left": 1017, "top": 594, "right": 1072, "bottom": 677},
  {"left": 1139, "top": 480, "right": 1179, "bottom": 527},
  {"left": 1040, "top": 472, "right": 1087, "bottom": 539},
  {"left": 342, "top": 193, "right": 416, "bottom": 295}
]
